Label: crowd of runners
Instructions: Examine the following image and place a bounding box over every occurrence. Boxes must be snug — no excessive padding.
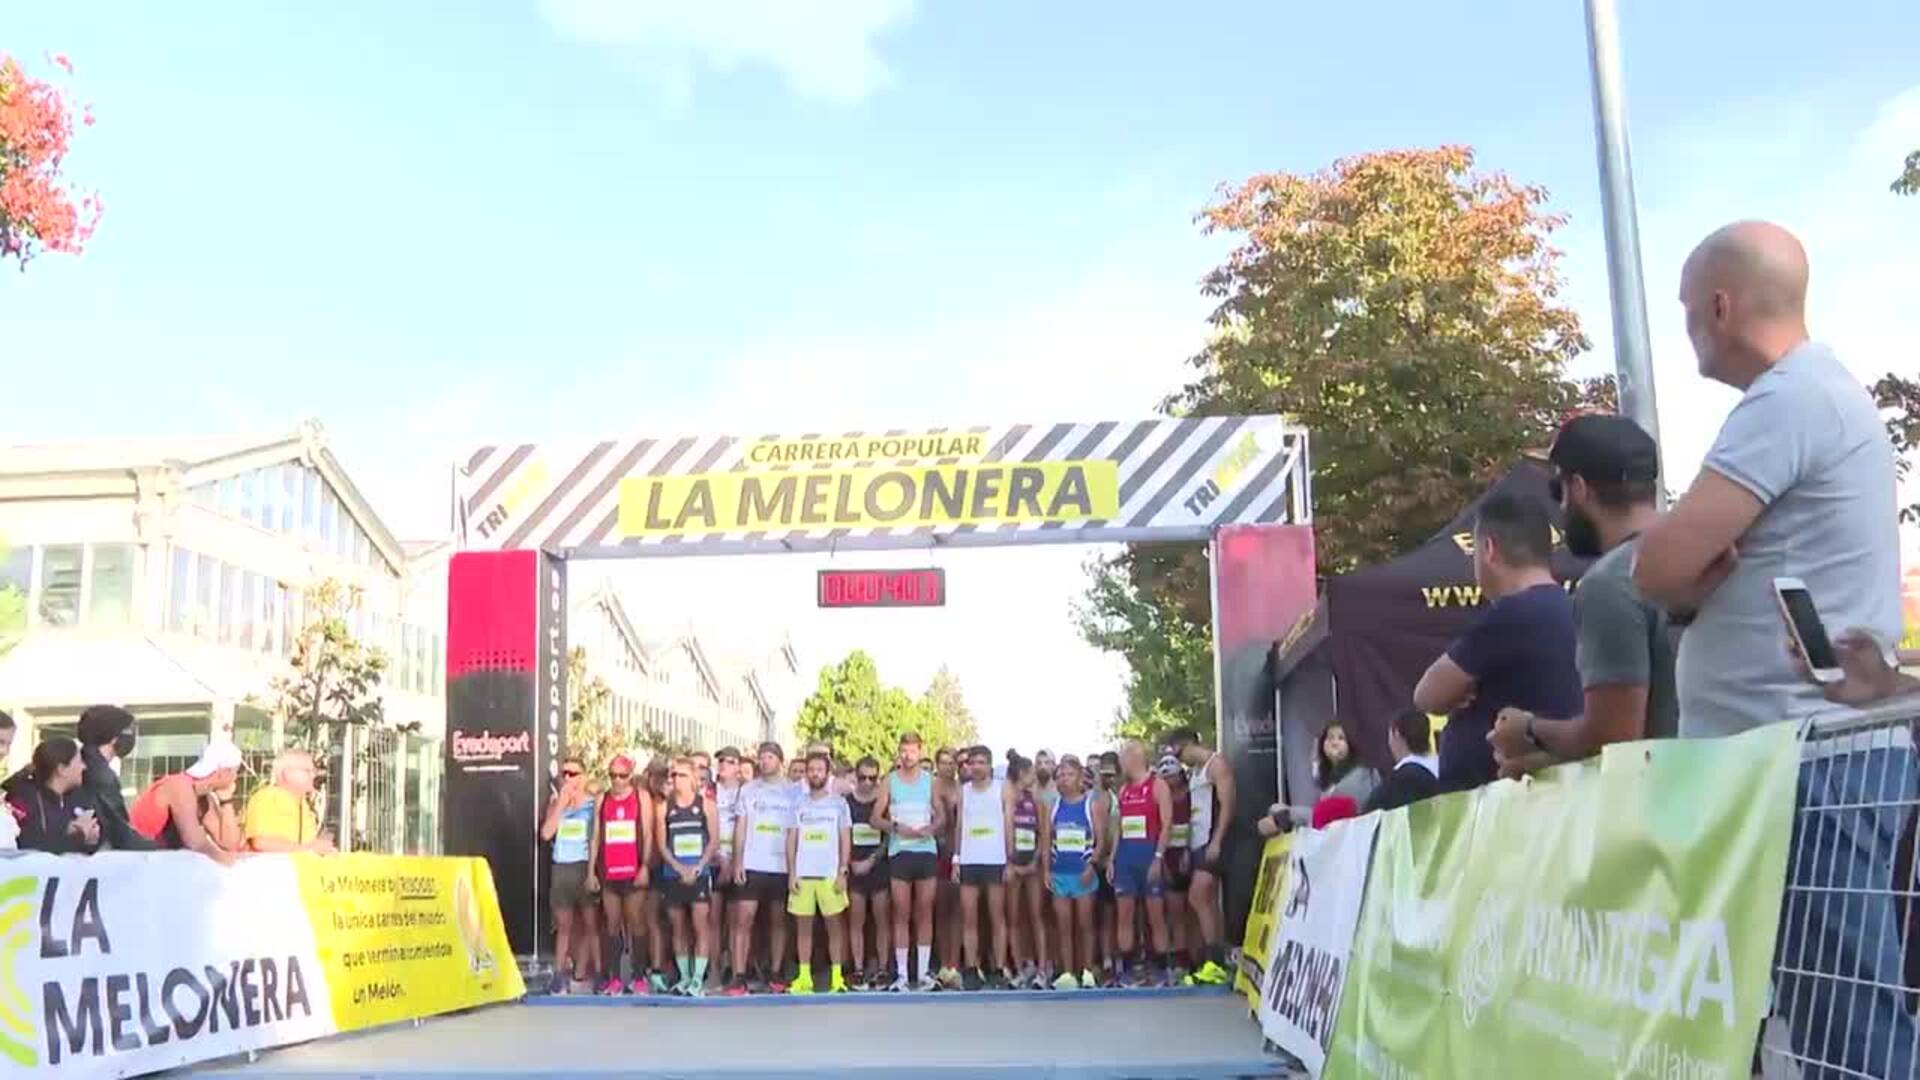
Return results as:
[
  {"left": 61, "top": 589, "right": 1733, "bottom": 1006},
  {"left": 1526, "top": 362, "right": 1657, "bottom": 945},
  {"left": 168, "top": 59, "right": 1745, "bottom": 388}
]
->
[{"left": 540, "top": 728, "right": 1238, "bottom": 996}]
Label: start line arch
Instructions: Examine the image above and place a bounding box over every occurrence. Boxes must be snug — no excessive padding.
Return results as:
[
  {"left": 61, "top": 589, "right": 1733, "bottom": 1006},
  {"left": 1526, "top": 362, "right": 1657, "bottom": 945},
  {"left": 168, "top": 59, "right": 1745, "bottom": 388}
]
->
[{"left": 442, "top": 418, "right": 1316, "bottom": 960}]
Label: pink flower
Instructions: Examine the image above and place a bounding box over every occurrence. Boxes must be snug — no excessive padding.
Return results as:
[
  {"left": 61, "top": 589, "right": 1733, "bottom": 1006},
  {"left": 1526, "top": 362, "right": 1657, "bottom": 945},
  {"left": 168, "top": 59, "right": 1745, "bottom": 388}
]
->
[
  {"left": 49, "top": 53, "right": 73, "bottom": 75},
  {"left": 0, "top": 51, "right": 100, "bottom": 266}
]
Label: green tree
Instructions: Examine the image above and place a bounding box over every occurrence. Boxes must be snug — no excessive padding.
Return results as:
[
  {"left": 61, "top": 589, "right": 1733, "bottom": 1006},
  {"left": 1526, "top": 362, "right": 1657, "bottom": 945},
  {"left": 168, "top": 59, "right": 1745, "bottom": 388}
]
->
[
  {"left": 1893, "top": 150, "right": 1919, "bottom": 196},
  {"left": 1871, "top": 373, "right": 1920, "bottom": 523},
  {"left": 255, "top": 579, "right": 388, "bottom": 849},
  {"left": 922, "top": 666, "right": 979, "bottom": 747},
  {"left": 795, "top": 650, "right": 946, "bottom": 765},
  {"left": 1072, "top": 551, "right": 1215, "bottom": 743}
]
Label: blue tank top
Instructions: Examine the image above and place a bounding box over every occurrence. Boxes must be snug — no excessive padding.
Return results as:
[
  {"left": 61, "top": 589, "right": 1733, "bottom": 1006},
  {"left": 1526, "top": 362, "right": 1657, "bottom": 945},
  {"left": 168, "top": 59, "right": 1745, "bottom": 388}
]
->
[
  {"left": 553, "top": 799, "right": 593, "bottom": 865},
  {"left": 887, "top": 770, "right": 936, "bottom": 856},
  {"left": 1050, "top": 795, "right": 1093, "bottom": 875}
]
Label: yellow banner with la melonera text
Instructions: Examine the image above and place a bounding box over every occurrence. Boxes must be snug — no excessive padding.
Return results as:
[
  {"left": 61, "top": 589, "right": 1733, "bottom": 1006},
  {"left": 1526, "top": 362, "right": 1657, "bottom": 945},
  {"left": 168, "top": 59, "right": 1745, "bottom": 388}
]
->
[
  {"left": 292, "top": 855, "right": 523, "bottom": 1031},
  {"left": 618, "top": 460, "right": 1121, "bottom": 537}
]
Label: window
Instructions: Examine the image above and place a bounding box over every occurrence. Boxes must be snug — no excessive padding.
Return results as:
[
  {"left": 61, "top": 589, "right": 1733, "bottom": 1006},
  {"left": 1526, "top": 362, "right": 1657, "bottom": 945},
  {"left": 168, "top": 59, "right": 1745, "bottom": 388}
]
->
[
  {"left": 319, "top": 487, "right": 338, "bottom": 550},
  {"left": 283, "top": 589, "right": 304, "bottom": 655},
  {"left": 38, "top": 544, "right": 82, "bottom": 627},
  {"left": 167, "top": 548, "right": 192, "bottom": 632},
  {"left": 195, "top": 554, "right": 217, "bottom": 638},
  {"left": 238, "top": 573, "right": 258, "bottom": 650},
  {"left": 219, "top": 564, "right": 240, "bottom": 644},
  {"left": 279, "top": 467, "right": 298, "bottom": 533},
  {"left": 270, "top": 582, "right": 288, "bottom": 654},
  {"left": 88, "top": 543, "right": 135, "bottom": 626},
  {"left": 302, "top": 467, "right": 322, "bottom": 537}
]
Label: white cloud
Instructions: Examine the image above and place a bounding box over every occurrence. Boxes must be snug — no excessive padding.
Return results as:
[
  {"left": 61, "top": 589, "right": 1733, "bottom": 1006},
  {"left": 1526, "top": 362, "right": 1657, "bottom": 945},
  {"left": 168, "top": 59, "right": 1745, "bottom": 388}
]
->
[{"left": 537, "top": 0, "right": 916, "bottom": 105}]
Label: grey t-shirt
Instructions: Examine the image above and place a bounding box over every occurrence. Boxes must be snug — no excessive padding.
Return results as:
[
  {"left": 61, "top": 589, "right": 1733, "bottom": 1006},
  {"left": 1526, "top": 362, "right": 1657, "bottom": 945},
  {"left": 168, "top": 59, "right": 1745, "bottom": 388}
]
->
[
  {"left": 1677, "top": 341, "right": 1901, "bottom": 737},
  {"left": 1575, "top": 537, "right": 1678, "bottom": 740}
]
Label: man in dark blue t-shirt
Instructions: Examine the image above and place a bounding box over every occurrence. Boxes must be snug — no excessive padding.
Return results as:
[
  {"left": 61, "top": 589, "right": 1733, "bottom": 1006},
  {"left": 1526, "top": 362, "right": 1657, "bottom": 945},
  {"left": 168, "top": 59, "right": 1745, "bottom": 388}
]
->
[{"left": 1412, "top": 492, "right": 1583, "bottom": 792}]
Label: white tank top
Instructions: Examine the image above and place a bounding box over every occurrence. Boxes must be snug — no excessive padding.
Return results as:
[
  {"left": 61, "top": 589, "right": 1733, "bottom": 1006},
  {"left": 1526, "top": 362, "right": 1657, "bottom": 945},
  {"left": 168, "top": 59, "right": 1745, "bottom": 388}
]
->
[
  {"left": 1188, "top": 752, "right": 1217, "bottom": 851},
  {"left": 958, "top": 778, "right": 1006, "bottom": 866}
]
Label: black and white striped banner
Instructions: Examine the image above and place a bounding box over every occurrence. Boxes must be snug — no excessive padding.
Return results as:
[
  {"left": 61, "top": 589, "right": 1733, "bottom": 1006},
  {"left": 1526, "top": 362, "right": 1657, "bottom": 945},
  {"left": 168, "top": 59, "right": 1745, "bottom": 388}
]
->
[{"left": 455, "top": 418, "right": 1309, "bottom": 557}]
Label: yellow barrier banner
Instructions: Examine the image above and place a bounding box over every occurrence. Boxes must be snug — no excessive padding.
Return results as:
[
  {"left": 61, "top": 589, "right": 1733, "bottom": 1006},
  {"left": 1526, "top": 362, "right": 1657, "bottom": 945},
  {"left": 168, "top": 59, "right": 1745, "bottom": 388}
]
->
[
  {"left": 618, "top": 460, "right": 1121, "bottom": 537},
  {"left": 294, "top": 854, "right": 522, "bottom": 1030},
  {"left": 1236, "top": 834, "right": 1292, "bottom": 1010}
]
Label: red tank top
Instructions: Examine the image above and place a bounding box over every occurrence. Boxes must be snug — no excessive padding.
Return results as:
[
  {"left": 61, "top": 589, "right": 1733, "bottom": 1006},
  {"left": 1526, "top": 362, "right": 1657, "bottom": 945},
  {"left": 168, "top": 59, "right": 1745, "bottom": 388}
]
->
[
  {"left": 1117, "top": 778, "right": 1162, "bottom": 847},
  {"left": 599, "top": 789, "right": 643, "bottom": 881},
  {"left": 129, "top": 773, "right": 190, "bottom": 847}
]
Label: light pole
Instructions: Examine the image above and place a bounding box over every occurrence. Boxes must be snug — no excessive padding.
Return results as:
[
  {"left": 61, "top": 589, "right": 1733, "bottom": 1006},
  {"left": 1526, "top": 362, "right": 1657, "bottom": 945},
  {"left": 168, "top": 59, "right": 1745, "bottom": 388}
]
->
[{"left": 1583, "top": 0, "right": 1666, "bottom": 488}]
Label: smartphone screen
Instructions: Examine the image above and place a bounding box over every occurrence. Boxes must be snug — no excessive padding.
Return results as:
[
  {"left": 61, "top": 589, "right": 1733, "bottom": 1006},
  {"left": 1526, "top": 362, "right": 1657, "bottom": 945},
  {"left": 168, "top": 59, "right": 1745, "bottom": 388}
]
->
[{"left": 1780, "top": 586, "right": 1839, "bottom": 671}]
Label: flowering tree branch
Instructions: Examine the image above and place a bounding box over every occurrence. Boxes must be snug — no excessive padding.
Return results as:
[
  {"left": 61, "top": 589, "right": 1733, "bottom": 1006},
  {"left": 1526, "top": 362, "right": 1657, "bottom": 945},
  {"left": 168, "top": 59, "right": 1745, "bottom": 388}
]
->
[{"left": 0, "top": 52, "right": 100, "bottom": 268}]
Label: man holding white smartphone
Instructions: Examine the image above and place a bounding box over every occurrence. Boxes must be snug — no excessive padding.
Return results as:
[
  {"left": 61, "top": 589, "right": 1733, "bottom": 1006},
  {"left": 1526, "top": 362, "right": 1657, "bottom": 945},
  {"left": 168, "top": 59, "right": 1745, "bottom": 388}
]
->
[{"left": 1633, "top": 221, "right": 1911, "bottom": 1080}]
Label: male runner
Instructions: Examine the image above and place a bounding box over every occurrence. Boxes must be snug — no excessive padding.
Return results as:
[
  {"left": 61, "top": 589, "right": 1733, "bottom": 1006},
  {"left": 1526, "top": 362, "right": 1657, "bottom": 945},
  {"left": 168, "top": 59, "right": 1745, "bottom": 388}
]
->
[
  {"left": 727, "top": 742, "right": 795, "bottom": 995},
  {"left": 1043, "top": 755, "right": 1102, "bottom": 989},
  {"left": 874, "top": 731, "right": 943, "bottom": 991},
  {"left": 1164, "top": 726, "right": 1236, "bottom": 985},
  {"left": 1093, "top": 751, "right": 1122, "bottom": 985},
  {"left": 1157, "top": 753, "right": 1194, "bottom": 981},
  {"left": 588, "top": 754, "right": 653, "bottom": 995},
  {"left": 786, "top": 750, "right": 853, "bottom": 994},
  {"left": 846, "top": 755, "right": 893, "bottom": 988},
  {"left": 692, "top": 751, "right": 713, "bottom": 791},
  {"left": 709, "top": 747, "right": 744, "bottom": 982},
  {"left": 931, "top": 746, "right": 965, "bottom": 988},
  {"left": 657, "top": 755, "right": 719, "bottom": 996},
  {"left": 1109, "top": 742, "right": 1175, "bottom": 986},
  {"left": 952, "top": 745, "right": 1016, "bottom": 989}
]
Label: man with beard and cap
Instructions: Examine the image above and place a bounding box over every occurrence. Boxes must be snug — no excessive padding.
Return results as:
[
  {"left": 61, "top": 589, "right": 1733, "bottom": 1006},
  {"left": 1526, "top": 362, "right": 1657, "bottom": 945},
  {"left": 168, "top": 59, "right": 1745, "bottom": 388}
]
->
[{"left": 1490, "top": 415, "right": 1675, "bottom": 775}]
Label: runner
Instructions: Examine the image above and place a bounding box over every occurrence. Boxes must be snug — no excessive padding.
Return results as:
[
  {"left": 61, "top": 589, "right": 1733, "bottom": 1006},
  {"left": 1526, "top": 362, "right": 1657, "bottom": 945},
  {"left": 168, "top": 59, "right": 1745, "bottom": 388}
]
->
[
  {"left": 727, "top": 742, "right": 795, "bottom": 995},
  {"left": 1165, "top": 726, "right": 1236, "bottom": 986},
  {"left": 1157, "top": 752, "right": 1194, "bottom": 983},
  {"left": 692, "top": 751, "right": 713, "bottom": 791},
  {"left": 539, "top": 757, "right": 599, "bottom": 993},
  {"left": 932, "top": 745, "right": 965, "bottom": 988},
  {"left": 786, "top": 749, "right": 853, "bottom": 994},
  {"left": 656, "top": 755, "right": 719, "bottom": 997},
  {"left": 1005, "top": 755, "right": 1051, "bottom": 988},
  {"left": 845, "top": 754, "right": 893, "bottom": 989},
  {"left": 710, "top": 746, "right": 745, "bottom": 984},
  {"left": 1109, "top": 742, "right": 1175, "bottom": 987},
  {"left": 1094, "top": 750, "right": 1122, "bottom": 986},
  {"left": 588, "top": 754, "right": 653, "bottom": 995},
  {"left": 642, "top": 759, "right": 675, "bottom": 991},
  {"left": 875, "top": 731, "right": 943, "bottom": 992},
  {"left": 954, "top": 745, "right": 1015, "bottom": 989},
  {"left": 1044, "top": 755, "right": 1102, "bottom": 989},
  {"left": 1033, "top": 750, "right": 1059, "bottom": 812}
]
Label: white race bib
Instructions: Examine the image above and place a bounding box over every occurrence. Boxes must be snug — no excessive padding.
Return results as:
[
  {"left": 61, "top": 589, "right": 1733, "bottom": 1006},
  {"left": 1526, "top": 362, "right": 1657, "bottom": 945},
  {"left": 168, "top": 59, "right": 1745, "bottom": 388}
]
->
[
  {"left": 558, "top": 819, "right": 589, "bottom": 843},
  {"left": 968, "top": 824, "right": 994, "bottom": 839},
  {"left": 1168, "top": 823, "right": 1191, "bottom": 847},
  {"left": 1014, "top": 827, "right": 1037, "bottom": 853},
  {"left": 802, "top": 827, "right": 831, "bottom": 846},
  {"left": 851, "top": 823, "right": 882, "bottom": 847},
  {"left": 894, "top": 804, "right": 930, "bottom": 829},
  {"left": 672, "top": 832, "right": 703, "bottom": 859},
  {"left": 1120, "top": 815, "right": 1147, "bottom": 840},
  {"left": 604, "top": 819, "right": 638, "bottom": 844},
  {"left": 1054, "top": 826, "right": 1087, "bottom": 854}
]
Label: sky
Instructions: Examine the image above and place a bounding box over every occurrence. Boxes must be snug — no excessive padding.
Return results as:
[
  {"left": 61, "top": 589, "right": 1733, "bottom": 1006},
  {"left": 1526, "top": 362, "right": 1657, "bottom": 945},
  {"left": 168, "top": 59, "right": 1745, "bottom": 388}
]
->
[{"left": 4, "top": 1, "right": 1918, "bottom": 753}]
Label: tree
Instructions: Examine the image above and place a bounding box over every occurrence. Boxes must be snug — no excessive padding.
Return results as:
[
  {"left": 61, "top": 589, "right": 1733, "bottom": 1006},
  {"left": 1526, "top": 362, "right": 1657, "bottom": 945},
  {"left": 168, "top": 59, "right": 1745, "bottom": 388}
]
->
[
  {"left": 1871, "top": 373, "right": 1920, "bottom": 523},
  {"left": 795, "top": 650, "right": 951, "bottom": 765},
  {"left": 922, "top": 666, "right": 979, "bottom": 747},
  {"left": 1893, "top": 150, "right": 1919, "bottom": 197},
  {"left": 1078, "top": 147, "right": 1609, "bottom": 736},
  {"left": 1172, "top": 146, "right": 1596, "bottom": 573},
  {"left": 566, "top": 646, "right": 678, "bottom": 775},
  {"left": 0, "top": 53, "right": 99, "bottom": 267},
  {"left": 1072, "top": 552, "right": 1215, "bottom": 743},
  {"left": 255, "top": 579, "right": 389, "bottom": 849}
]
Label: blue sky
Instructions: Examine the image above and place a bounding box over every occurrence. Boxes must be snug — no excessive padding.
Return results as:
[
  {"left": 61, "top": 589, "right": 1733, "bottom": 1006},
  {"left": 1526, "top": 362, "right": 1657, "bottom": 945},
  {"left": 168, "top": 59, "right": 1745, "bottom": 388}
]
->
[{"left": 5, "top": 1, "right": 1917, "bottom": 749}]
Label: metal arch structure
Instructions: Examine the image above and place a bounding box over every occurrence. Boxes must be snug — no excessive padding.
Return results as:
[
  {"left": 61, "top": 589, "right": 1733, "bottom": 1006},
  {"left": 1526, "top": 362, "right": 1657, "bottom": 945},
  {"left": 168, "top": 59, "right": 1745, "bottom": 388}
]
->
[{"left": 442, "top": 417, "right": 1316, "bottom": 960}]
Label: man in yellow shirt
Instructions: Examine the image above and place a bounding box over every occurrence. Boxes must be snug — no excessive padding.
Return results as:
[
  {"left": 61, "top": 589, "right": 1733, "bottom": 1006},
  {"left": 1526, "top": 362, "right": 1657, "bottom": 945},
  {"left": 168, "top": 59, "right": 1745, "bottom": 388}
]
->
[{"left": 244, "top": 750, "right": 336, "bottom": 853}]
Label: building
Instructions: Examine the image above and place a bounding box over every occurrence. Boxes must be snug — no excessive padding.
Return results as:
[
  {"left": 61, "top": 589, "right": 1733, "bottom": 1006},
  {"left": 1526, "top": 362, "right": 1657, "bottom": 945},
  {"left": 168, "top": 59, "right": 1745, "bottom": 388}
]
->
[
  {"left": 0, "top": 421, "right": 447, "bottom": 852},
  {"left": 571, "top": 581, "right": 802, "bottom": 756}
]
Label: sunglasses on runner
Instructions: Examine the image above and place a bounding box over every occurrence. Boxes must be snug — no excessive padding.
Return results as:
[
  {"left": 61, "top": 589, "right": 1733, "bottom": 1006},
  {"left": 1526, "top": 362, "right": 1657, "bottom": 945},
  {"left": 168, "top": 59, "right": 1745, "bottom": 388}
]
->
[
  {"left": 857, "top": 771, "right": 879, "bottom": 783},
  {"left": 670, "top": 770, "right": 691, "bottom": 780},
  {"left": 561, "top": 768, "right": 583, "bottom": 778},
  {"left": 610, "top": 771, "right": 631, "bottom": 780}
]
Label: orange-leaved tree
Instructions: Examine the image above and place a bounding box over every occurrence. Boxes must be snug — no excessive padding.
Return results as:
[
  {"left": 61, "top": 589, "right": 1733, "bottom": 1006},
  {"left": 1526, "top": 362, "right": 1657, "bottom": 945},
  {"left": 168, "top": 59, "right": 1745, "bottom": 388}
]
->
[{"left": 0, "top": 52, "right": 99, "bottom": 268}]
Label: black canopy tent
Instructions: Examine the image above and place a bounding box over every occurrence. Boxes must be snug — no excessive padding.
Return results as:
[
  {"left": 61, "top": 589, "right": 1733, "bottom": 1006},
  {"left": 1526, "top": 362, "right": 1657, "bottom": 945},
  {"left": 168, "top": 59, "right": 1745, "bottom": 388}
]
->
[{"left": 1272, "top": 459, "right": 1589, "bottom": 801}]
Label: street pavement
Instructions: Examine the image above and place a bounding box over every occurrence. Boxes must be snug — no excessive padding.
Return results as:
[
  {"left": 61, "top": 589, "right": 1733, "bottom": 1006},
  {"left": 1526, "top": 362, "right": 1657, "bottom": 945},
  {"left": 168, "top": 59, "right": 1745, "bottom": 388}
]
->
[{"left": 198, "top": 989, "right": 1298, "bottom": 1079}]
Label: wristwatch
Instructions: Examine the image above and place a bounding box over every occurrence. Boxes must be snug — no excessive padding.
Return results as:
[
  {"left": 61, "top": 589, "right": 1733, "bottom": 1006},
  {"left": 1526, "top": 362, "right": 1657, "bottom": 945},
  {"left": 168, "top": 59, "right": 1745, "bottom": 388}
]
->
[{"left": 1525, "top": 716, "right": 1546, "bottom": 752}]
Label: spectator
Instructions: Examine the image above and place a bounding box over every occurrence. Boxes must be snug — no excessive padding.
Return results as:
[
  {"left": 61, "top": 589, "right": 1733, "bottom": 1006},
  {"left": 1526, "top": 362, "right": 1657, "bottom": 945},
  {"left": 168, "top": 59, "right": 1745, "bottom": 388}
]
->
[
  {"left": 0, "top": 712, "right": 17, "bottom": 851},
  {"left": 1413, "top": 492, "right": 1582, "bottom": 791},
  {"left": 1490, "top": 415, "right": 1675, "bottom": 775},
  {"left": 1287, "top": 723, "right": 1378, "bottom": 822},
  {"left": 1364, "top": 710, "right": 1442, "bottom": 814},
  {"left": 244, "top": 750, "right": 335, "bottom": 854},
  {"left": 10, "top": 737, "right": 101, "bottom": 855},
  {"left": 75, "top": 704, "right": 154, "bottom": 852},
  {"left": 1634, "top": 221, "right": 1909, "bottom": 1079},
  {"left": 0, "top": 709, "right": 14, "bottom": 771},
  {"left": 128, "top": 739, "right": 241, "bottom": 863}
]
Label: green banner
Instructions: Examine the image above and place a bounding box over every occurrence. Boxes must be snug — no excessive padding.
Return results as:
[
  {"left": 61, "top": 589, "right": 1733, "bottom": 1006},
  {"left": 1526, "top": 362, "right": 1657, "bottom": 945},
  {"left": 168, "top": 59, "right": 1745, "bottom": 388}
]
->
[{"left": 1326, "top": 723, "right": 1798, "bottom": 1078}]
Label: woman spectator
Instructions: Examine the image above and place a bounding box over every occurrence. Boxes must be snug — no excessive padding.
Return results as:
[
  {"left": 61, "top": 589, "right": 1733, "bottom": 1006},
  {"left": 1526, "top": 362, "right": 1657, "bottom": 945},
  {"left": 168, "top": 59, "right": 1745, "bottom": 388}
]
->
[
  {"left": 1284, "top": 723, "right": 1379, "bottom": 827},
  {"left": 10, "top": 737, "right": 102, "bottom": 855},
  {"left": 127, "top": 740, "right": 241, "bottom": 863}
]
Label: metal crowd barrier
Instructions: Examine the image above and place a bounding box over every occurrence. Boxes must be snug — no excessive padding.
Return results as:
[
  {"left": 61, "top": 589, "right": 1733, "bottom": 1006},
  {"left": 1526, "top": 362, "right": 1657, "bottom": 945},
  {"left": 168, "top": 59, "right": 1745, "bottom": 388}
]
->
[{"left": 1764, "top": 697, "right": 1920, "bottom": 1080}]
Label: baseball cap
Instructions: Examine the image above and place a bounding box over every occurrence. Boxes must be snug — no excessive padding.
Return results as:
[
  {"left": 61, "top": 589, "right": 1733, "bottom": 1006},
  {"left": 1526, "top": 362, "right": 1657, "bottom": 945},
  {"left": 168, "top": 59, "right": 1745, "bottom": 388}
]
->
[
  {"left": 757, "top": 741, "right": 785, "bottom": 760},
  {"left": 1547, "top": 415, "right": 1659, "bottom": 489},
  {"left": 186, "top": 739, "right": 243, "bottom": 780}
]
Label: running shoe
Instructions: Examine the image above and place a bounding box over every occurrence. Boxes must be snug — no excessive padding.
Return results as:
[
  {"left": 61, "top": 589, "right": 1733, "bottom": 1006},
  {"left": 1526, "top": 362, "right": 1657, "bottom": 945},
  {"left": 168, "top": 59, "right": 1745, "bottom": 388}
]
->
[
  {"left": 829, "top": 970, "right": 849, "bottom": 994},
  {"left": 722, "top": 977, "right": 751, "bottom": 998},
  {"left": 1191, "top": 960, "right": 1231, "bottom": 985},
  {"left": 914, "top": 972, "right": 940, "bottom": 993},
  {"left": 628, "top": 977, "right": 652, "bottom": 996},
  {"left": 887, "top": 971, "right": 911, "bottom": 993},
  {"left": 866, "top": 968, "right": 892, "bottom": 991},
  {"left": 648, "top": 972, "right": 671, "bottom": 995},
  {"left": 683, "top": 979, "right": 706, "bottom": 999},
  {"left": 788, "top": 969, "right": 816, "bottom": 996},
  {"left": 1053, "top": 971, "right": 1081, "bottom": 991},
  {"left": 1081, "top": 969, "right": 1097, "bottom": 989},
  {"left": 546, "top": 972, "right": 568, "bottom": 995},
  {"left": 960, "top": 967, "right": 983, "bottom": 992},
  {"left": 598, "top": 978, "right": 624, "bottom": 997},
  {"left": 937, "top": 967, "right": 964, "bottom": 991}
]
